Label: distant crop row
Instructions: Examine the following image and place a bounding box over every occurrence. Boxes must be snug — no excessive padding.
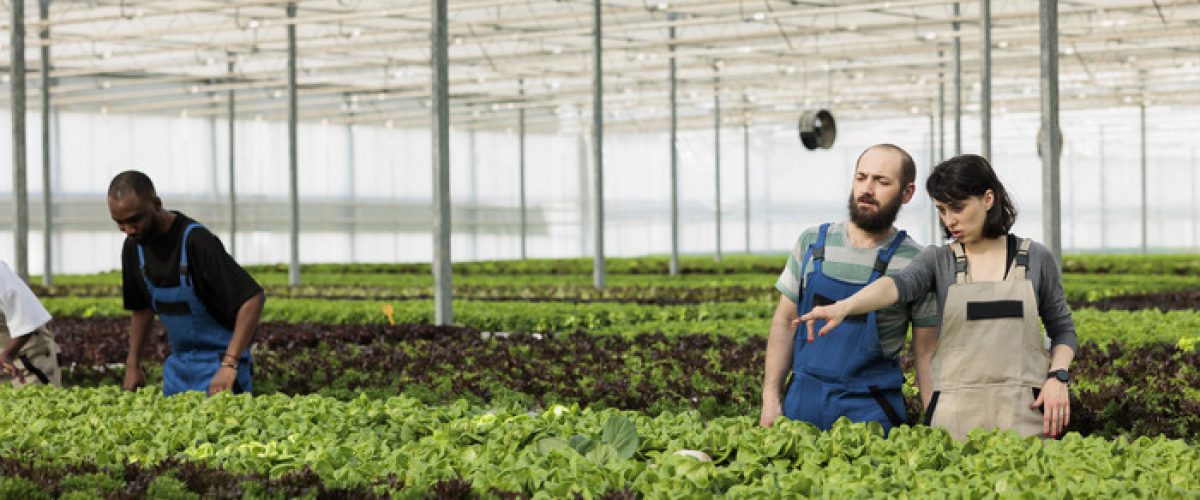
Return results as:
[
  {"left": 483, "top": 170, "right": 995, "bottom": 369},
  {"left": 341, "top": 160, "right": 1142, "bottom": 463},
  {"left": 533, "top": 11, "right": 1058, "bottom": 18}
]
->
[{"left": 41, "top": 296, "right": 1200, "bottom": 347}]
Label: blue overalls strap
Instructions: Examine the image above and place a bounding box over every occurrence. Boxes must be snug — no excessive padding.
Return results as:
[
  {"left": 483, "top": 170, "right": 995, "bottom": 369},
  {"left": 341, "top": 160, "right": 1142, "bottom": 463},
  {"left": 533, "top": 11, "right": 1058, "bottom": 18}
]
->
[
  {"left": 868, "top": 230, "right": 909, "bottom": 281},
  {"left": 135, "top": 244, "right": 157, "bottom": 313},
  {"left": 797, "top": 223, "right": 832, "bottom": 301},
  {"left": 179, "top": 223, "right": 203, "bottom": 287}
]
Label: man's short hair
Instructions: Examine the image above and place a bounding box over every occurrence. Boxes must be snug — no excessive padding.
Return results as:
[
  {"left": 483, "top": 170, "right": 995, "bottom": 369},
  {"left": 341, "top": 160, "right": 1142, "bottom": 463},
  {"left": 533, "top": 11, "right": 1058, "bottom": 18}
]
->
[
  {"left": 108, "top": 170, "right": 157, "bottom": 201},
  {"left": 855, "top": 144, "right": 916, "bottom": 187}
]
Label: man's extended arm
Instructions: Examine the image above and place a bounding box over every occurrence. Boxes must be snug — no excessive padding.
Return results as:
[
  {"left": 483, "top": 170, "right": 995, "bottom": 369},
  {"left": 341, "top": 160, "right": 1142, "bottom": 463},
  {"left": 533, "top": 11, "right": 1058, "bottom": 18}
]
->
[
  {"left": 123, "top": 308, "right": 153, "bottom": 391},
  {"left": 761, "top": 294, "right": 798, "bottom": 427},
  {"left": 207, "top": 291, "right": 264, "bottom": 395}
]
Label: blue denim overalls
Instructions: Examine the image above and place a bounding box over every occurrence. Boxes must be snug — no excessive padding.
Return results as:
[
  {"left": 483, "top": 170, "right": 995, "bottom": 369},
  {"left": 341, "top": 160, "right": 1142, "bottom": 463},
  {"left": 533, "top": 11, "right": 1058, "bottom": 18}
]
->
[
  {"left": 783, "top": 223, "right": 908, "bottom": 433},
  {"left": 138, "top": 223, "right": 252, "bottom": 395}
]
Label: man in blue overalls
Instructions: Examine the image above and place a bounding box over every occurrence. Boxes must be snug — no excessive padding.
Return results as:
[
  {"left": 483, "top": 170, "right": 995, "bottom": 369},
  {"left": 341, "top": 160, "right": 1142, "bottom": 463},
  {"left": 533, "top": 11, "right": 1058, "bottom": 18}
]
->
[
  {"left": 760, "top": 144, "right": 940, "bottom": 433},
  {"left": 107, "top": 171, "right": 265, "bottom": 396}
]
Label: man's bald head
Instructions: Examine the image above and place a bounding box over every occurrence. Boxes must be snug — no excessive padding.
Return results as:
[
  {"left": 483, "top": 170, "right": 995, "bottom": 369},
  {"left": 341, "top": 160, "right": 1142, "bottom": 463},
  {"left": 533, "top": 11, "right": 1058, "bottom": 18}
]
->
[{"left": 108, "top": 170, "right": 157, "bottom": 202}]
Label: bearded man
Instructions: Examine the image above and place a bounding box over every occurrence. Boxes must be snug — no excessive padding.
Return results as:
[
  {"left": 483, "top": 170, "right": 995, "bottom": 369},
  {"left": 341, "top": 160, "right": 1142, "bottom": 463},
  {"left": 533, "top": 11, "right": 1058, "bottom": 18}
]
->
[{"left": 759, "top": 144, "right": 939, "bottom": 433}]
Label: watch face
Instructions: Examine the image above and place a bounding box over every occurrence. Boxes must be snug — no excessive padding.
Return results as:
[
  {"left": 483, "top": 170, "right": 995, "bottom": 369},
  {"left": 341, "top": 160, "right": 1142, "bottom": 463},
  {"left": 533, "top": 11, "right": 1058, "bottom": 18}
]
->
[{"left": 1054, "top": 370, "right": 1069, "bottom": 382}]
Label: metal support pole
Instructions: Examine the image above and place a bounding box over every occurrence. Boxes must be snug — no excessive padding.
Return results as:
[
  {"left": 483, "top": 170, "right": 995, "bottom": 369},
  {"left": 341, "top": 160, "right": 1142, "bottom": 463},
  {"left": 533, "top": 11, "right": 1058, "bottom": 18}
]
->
[
  {"left": 1139, "top": 102, "right": 1147, "bottom": 254},
  {"left": 938, "top": 52, "right": 946, "bottom": 162},
  {"left": 346, "top": 122, "right": 356, "bottom": 261},
  {"left": 208, "top": 103, "right": 219, "bottom": 197},
  {"left": 39, "top": 0, "right": 51, "bottom": 285},
  {"left": 431, "top": 0, "right": 452, "bottom": 323},
  {"left": 1099, "top": 125, "right": 1106, "bottom": 248},
  {"left": 981, "top": 0, "right": 992, "bottom": 159},
  {"left": 1039, "top": 0, "right": 1062, "bottom": 262},
  {"left": 1192, "top": 148, "right": 1197, "bottom": 249},
  {"left": 669, "top": 19, "right": 680, "bottom": 275},
  {"left": 592, "top": 0, "right": 605, "bottom": 289},
  {"left": 518, "top": 79, "right": 527, "bottom": 260},
  {"left": 468, "top": 129, "right": 478, "bottom": 260},
  {"left": 227, "top": 58, "right": 237, "bottom": 258},
  {"left": 953, "top": 2, "right": 962, "bottom": 156},
  {"left": 743, "top": 120, "right": 750, "bottom": 254},
  {"left": 286, "top": 3, "right": 300, "bottom": 285},
  {"left": 1066, "top": 144, "right": 1075, "bottom": 250},
  {"left": 713, "top": 70, "right": 721, "bottom": 262},
  {"left": 929, "top": 111, "right": 940, "bottom": 244},
  {"left": 11, "top": 0, "right": 29, "bottom": 281}
]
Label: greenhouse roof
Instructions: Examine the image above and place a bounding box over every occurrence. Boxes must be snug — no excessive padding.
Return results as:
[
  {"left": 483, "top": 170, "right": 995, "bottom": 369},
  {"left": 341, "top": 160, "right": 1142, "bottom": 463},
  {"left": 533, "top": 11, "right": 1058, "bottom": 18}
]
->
[{"left": 1, "top": 0, "right": 1197, "bottom": 132}]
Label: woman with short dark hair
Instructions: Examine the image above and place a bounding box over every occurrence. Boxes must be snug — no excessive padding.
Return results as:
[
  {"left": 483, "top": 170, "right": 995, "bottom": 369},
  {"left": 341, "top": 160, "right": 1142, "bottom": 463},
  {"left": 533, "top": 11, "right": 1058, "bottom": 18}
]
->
[{"left": 797, "top": 154, "right": 1078, "bottom": 440}]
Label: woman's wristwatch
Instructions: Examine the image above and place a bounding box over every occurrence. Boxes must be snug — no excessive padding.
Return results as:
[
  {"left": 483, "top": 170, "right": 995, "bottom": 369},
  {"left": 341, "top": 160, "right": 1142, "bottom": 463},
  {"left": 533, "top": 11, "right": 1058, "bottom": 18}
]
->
[{"left": 1047, "top": 369, "right": 1070, "bottom": 384}]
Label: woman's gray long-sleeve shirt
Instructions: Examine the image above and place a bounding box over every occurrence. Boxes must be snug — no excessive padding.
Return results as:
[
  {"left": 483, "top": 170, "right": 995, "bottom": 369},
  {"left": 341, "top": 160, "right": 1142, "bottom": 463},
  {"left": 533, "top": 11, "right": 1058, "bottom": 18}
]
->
[{"left": 890, "top": 235, "right": 1078, "bottom": 351}]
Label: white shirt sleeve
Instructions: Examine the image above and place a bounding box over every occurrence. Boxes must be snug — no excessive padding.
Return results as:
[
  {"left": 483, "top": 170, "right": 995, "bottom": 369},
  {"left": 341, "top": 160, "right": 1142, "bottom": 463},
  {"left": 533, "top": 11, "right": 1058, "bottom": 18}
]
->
[{"left": 0, "top": 260, "right": 52, "bottom": 338}]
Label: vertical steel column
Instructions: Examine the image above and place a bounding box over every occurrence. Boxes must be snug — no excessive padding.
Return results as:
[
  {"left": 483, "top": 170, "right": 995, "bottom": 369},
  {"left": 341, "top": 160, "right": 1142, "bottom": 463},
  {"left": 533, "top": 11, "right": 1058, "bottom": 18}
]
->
[
  {"left": 1039, "top": 0, "right": 1062, "bottom": 261},
  {"left": 713, "top": 70, "right": 721, "bottom": 262},
  {"left": 1099, "top": 126, "right": 1106, "bottom": 248},
  {"left": 981, "top": 0, "right": 992, "bottom": 159},
  {"left": 227, "top": 58, "right": 237, "bottom": 258},
  {"left": 929, "top": 111, "right": 940, "bottom": 244},
  {"left": 346, "top": 122, "right": 356, "bottom": 261},
  {"left": 743, "top": 120, "right": 750, "bottom": 253},
  {"left": 668, "top": 19, "right": 680, "bottom": 275},
  {"left": 938, "top": 52, "right": 946, "bottom": 162},
  {"left": 518, "top": 79, "right": 527, "bottom": 260},
  {"left": 432, "top": 0, "right": 452, "bottom": 324},
  {"left": 1066, "top": 145, "right": 1074, "bottom": 250},
  {"left": 953, "top": 2, "right": 962, "bottom": 156},
  {"left": 1192, "top": 148, "right": 1198, "bottom": 249},
  {"left": 286, "top": 2, "right": 300, "bottom": 285},
  {"left": 11, "top": 0, "right": 29, "bottom": 281},
  {"left": 592, "top": 0, "right": 605, "bottom": 289},
  {"left": 208, "top": 100, "right": 219, "bottom": 197},
  {"left": 1139, "top": 102, "right": 1147, "bottom": 254},
  {"left": 39, "top": 0, "right": 51, "bottom": 284},
  {"left": 467, "top": 129, "right": 478, "bottom": 260},
  {"left": 1192, "top": 148, "right": 1197, "bottom": 249}
]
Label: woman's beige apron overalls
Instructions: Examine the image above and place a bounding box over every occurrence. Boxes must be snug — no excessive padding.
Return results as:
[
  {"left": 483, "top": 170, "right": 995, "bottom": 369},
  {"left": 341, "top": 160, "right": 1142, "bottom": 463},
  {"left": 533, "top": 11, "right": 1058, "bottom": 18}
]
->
[
  {"left": 924, "top": 239, "right": 1049, "bottom": 440},
  {"left": 0, "top": 315, "right": 61, "bottom": 388}
]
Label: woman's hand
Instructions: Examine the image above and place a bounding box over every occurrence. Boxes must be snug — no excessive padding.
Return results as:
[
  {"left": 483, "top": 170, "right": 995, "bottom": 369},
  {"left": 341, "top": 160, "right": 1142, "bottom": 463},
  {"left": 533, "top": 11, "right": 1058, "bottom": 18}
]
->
[
  {"left": 791, "top": 302, "right": 850, "bottom": 343},
  {"left": 1031, "top": 378, "right": 1070, "bottom": 438}
]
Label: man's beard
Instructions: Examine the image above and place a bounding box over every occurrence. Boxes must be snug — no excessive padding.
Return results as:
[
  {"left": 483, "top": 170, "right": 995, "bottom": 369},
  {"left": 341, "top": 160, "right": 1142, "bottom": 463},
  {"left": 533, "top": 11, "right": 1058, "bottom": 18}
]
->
[
  {"left": 847, "top": 192, "right": 902, "bottom": 233},
  {"left": 131, "top": 213, "right": 159, "bottom": 243}
]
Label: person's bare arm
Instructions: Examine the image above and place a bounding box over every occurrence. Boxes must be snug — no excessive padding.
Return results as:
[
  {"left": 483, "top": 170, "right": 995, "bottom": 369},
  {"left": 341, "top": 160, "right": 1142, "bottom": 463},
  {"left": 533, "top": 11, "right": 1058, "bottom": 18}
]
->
[
  {"left": 760, "top": 294, "right": 798, "bottom": 427},
  {"left": 0, "top": 334, "right": 33, "bottom": 377},
  {"left": 123, "top": 308, "right": 154, "bottom": 391},
  {"left": 795, "top": 277, "right": 900, "bottom": 340},
  {"left": 207, "top": 291, "right": 264, "bottom": 395},
  {"left": 911, "top": 326, "right": 938, "bottom": 410}
]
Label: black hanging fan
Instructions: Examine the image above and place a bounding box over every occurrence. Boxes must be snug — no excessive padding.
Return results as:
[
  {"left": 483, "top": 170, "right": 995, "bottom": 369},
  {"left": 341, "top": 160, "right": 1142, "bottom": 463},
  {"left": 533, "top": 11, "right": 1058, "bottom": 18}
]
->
[{"left": 798, "top": 109, "right": 837, "bottom": 150}]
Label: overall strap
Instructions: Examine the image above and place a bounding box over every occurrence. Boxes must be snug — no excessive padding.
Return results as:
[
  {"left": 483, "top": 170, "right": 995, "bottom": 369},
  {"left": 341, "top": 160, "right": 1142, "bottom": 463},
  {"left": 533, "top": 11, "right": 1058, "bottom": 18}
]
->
[
  {"left": 179, "top": 223, "right": 204, "bottom": 287},
  {"left": 136, "top": 243, "right": 149, "bottom": 284},
  {"left": 796, "top": 223, "right": 831, "bottom": 304},
  {"left": 1009, "top": 238, "right": 1033, "bottom": 281},
  {"left": 950, "top": 242, "right": 970, "bottom": 284},
  {"left": 868, "top": 230, "right": 908, "bottom": 281}
]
